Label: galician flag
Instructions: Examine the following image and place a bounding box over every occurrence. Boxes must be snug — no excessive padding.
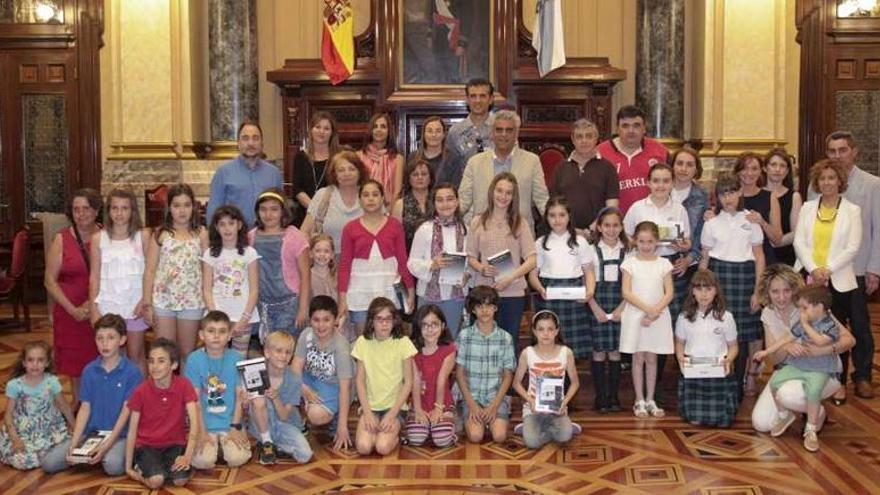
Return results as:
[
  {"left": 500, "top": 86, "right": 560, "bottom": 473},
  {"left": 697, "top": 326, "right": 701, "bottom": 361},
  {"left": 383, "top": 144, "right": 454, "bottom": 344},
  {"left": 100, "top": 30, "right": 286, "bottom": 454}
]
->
[
  {"left": 532, "top": 0, "right": 565, "bottom": 77},
  {"left": 322, "top": 0, "right": 355, "bottom": 85}
]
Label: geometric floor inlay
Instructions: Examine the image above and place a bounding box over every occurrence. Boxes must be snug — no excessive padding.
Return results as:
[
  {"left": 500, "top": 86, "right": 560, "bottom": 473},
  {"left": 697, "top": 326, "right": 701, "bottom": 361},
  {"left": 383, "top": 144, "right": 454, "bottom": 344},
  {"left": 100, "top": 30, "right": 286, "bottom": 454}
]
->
[{"left": 1, "top": 307, "right": 879, "bottom": 494}]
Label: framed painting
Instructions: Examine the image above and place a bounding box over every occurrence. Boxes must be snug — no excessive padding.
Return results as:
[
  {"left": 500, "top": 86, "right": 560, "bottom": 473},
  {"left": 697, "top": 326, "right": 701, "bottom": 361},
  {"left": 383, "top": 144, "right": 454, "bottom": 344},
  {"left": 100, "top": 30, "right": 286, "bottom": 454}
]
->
[{"left": 399, "top": 0, "right": 493, "bottom": 86}]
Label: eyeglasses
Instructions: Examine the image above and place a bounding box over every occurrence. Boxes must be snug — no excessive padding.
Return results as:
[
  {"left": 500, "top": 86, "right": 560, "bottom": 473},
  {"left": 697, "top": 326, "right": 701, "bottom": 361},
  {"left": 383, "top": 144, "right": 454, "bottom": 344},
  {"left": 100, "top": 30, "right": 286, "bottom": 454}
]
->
[
  {"left": 422, "top": 321, "right": 443, "bottom": 330},
  {"left": 374, "top": 315, "right": 394, "bottom": 323}
]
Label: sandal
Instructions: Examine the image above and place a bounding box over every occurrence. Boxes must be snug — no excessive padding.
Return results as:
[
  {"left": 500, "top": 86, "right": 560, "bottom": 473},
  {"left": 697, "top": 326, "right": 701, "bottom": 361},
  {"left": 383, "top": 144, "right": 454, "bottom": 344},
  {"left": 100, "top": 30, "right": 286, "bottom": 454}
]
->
[
  {"left": 645, "top": 400, "right": 665, "bottom": 418},
  {"left": 633, "top": 400, "right": 648, "bottom": 418}
]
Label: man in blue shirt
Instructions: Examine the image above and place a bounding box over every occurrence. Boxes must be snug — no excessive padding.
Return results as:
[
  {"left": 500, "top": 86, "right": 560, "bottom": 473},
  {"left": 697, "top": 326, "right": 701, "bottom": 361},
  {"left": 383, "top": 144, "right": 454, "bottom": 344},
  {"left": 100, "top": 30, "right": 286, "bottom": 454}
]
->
[
  {"left": 41, "top": 314, "right": 143, "bottom": 475},
  {"left": 207, "top": 122, "right": 283, "bottom": 227}
]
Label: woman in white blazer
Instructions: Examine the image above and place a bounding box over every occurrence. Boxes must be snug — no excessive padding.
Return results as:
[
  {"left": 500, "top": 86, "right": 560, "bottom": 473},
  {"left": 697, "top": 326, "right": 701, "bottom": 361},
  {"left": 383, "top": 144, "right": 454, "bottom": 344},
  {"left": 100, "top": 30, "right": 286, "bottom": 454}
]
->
[{"left": 793, "top": 159, "right": 862, "bottom": 404}]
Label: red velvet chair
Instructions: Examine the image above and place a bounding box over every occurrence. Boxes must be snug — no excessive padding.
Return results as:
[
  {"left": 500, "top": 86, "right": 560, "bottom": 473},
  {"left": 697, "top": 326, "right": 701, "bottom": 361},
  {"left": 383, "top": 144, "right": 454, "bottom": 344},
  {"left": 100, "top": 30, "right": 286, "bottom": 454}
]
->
[
  {"left": 538, "top": 144, "right": 567, "bottom": 189},
  {"left": 0, "top": 225, "right": 32, "bottom": 331}
]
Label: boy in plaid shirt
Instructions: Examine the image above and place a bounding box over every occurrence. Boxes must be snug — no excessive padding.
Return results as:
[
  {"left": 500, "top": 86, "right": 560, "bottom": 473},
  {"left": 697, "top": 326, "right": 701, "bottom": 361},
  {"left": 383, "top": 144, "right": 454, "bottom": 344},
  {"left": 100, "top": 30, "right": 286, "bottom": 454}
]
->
[{"left": 455, "top": 286, "right": 516, "bottom": 443}]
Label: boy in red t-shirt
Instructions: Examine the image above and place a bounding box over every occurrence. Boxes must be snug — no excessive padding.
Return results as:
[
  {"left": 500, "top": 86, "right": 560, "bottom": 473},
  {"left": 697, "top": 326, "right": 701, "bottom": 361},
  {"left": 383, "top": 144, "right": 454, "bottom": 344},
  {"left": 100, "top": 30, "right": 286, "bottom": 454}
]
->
[{"left": 125, "top": 338, "right": 199, "bottom": 489}]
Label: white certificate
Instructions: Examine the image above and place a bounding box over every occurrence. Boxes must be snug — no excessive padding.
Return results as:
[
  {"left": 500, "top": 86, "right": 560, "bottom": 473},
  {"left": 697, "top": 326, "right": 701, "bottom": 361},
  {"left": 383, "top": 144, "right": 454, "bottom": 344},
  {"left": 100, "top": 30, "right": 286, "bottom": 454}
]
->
[
  {"left": 603, "top": 264, "right": 619, "bottom": 282},
  {"left": 546, "top": 286, "right": 587, "bottom": 300}
]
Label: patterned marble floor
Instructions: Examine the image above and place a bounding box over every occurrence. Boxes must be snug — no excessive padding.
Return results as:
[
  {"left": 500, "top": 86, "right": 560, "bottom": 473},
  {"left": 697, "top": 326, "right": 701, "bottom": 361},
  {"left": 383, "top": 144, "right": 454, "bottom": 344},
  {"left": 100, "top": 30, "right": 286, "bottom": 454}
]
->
[{"left": 1, "top": 305, "right": 879, "bottom": 494}]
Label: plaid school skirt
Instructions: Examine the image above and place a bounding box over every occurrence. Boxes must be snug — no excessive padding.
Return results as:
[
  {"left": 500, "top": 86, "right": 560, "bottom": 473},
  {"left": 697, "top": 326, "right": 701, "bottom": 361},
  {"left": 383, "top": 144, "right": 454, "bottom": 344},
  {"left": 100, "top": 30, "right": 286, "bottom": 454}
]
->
[
  {"left": 538, "top": 276, "right": 591, "bottom": 359},
  {"left": 677, "top": 375, "right": 740, "bottom": 427},
  {"left": 589, "top": 280, "right": 621, "bottom": 352},
  {"left": 707, "top": 258, "right": 761, "bottom": 342}
]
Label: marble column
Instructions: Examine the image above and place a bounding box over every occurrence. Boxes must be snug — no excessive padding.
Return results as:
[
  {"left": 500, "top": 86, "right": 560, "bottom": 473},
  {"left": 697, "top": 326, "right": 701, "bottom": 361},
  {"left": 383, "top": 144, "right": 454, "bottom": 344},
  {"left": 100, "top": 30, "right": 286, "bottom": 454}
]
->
[
  {"left": 209, "top": 0, "right": 259, "bottom": 143},
  {"left": 635, "top": 0, "right": 684, "bottom": 139}
]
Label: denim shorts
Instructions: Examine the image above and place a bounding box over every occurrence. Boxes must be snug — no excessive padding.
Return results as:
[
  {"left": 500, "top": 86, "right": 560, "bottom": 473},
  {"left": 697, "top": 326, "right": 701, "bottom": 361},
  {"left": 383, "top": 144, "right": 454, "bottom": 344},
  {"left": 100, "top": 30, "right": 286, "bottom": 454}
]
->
[
  {"left": 460, "top": 396, "right": 511, "bottom": 422},
  {"left": 153, "top": 306, "right": 204, "bottom": 321},
  {"left": 349, "top": 310, "right": 368, "bottom": 324},
  {"left": 257, "top": 295, "right": 300, "bottom": 342}
]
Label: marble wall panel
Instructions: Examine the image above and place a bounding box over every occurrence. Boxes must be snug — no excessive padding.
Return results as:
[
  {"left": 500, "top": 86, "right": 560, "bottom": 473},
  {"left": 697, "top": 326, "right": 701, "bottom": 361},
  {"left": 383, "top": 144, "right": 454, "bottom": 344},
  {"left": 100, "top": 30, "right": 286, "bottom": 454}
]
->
[
  {"left": 209, "top": 0, "right": 259, "bottom": 142},
  {"left": 836, "top": 90, "right": 880, "bottom": 176}
]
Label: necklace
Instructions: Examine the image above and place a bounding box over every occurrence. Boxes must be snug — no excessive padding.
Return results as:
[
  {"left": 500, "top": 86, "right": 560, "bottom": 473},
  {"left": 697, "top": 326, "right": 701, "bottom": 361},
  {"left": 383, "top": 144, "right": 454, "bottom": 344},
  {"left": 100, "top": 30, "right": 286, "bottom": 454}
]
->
[
  {"left": 311, "top": 157, "right": 328, "bottom": 192},
  {"left": 816, "top": 196, "right": 841, "bottom": 223}
]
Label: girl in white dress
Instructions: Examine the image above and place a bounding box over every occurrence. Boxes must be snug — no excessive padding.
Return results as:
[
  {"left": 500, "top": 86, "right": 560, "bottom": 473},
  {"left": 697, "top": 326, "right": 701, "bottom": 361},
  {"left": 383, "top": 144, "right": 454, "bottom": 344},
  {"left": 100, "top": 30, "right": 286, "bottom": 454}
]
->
[{"left": 620, "top": 221, "right": 674, "bottom": 418}]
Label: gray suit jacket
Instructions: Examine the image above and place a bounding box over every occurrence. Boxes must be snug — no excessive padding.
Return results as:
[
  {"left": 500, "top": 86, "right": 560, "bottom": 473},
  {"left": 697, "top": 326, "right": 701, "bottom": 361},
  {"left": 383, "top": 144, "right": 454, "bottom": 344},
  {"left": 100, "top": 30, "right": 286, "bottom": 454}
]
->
[{"left": 458, "top": 148, "right": 549, "bottom": 229}]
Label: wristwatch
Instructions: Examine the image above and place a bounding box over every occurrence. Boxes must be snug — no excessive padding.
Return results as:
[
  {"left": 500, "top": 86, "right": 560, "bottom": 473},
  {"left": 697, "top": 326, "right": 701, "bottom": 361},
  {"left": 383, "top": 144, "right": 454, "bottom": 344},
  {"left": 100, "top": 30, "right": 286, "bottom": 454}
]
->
[{"left": 230, "top": 423, "right": 243, "bottom": 430}]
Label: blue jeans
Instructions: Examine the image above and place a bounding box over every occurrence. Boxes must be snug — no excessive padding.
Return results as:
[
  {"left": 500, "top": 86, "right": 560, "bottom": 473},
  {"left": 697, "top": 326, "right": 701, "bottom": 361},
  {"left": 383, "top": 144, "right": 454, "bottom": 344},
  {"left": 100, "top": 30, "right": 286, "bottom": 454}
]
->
[
  {"left": 496, "top": 296, "right": 525, "bottom": 354},
  {"left": 41, "top": 437, "right": 126, "bottom": 476},
  {"left": 419, "top": 297, "right": 466, "bottom": 338},
  {"left": 248, "top": 404, "right": 312, "bottom": 463},
  {"left": 522, "top": 413, "right": 573, "bottom": 450}
]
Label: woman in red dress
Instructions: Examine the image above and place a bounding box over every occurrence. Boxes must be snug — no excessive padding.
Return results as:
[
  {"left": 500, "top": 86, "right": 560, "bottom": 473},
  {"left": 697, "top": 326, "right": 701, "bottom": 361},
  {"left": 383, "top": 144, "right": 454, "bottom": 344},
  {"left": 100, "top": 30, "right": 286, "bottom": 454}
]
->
[{"left": 44, "top": 188, "right": 102, "bottom": 408}]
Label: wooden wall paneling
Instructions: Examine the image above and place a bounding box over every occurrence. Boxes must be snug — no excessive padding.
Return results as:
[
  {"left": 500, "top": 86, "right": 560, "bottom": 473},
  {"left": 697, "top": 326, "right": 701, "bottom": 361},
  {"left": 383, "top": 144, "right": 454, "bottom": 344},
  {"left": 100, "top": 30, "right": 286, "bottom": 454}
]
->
[{"left": 267, "top": 0, "right": 625, "bottom": 191}]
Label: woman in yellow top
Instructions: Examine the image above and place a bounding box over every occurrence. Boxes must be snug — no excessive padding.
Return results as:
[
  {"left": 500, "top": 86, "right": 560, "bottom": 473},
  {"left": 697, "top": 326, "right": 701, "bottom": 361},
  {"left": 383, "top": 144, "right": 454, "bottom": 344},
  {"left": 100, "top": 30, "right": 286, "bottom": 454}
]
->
[{"left": 793, "top": 159, "right": 862, "bottom": 405}]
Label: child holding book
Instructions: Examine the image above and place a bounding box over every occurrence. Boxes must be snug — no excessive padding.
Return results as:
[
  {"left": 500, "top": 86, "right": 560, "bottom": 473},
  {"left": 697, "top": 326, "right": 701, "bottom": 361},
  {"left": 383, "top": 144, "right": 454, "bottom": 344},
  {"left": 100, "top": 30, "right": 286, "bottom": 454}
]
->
[
  {"left": 184, "top": 311, "right": 252, "bottom": 468},
  {"left": 753, "top": 285, "right": 841, "bottom": 452},
  {"left": 620, "top": 221, "right": 674, "bottom": 418},
  {"left": 125, "top": 338, "right": 199, "bottom": 489},
  {"left": 0, "top": 341, "right": 74, "bottom": 470},
  {"left": 248, "top": 331, "right": 313, "bottom": 464},
  {"left": 351, "top": 297, "right": 417, "bottom": 455},
  {"left": 512, "top": 310, "right": 581, "bottom": 450},
  {"left": 456, "top": 285, "right": 516, "bottom": 444},
  {"left": 467, "top": 173, "right": 537, "bottom": 353},
  {"left": 292, "top": 295, "right": 354, "bottom": 450},
  {"left": 587, "top": 207, "right": 628, "bottom": 412},
  {"left": 42, "top": 314, "right": 143, "bottom": 475},
  {"left": 405, "top": 305, "right": 458, "bottom": 448},
  {"left": 339, "top": 180, "right": 415, "bottom": 334},
  {"left": 407, "top": 183, "right": 470, "bottom": 337},
  {"left": 203, "top": 205, "right": 261, "bottom": 353},
  {"left": 674, "top": 270, "right": 739, "bottom": 427},
  {"left": 529, "top": 196, "right": 596, "bottom": 360}
]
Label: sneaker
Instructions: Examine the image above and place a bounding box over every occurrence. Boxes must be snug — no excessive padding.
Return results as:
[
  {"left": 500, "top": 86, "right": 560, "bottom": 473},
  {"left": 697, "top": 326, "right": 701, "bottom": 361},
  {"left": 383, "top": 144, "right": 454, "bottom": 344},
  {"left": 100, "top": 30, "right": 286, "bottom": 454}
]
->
[
  {"left": 645, "top": 400, "right": 665, "bottom": 418},
  {"left": 803, "top": 429, "right": 819, "bottom": 452},
  {"left": 633, "top": 400, "right": 648, "bottom": 418},
  {"left": 258, "top": 441, "right": 277, "bottom": 465},
  {"left": 514, "top": 423, "right": 524, "bottom": 436},
  {"left": 607, "top": 398, "right": 622, "bottom": 413},
  {"left": 770, "top": 412, "right": 796, "bottom": 437},
  {"left": 570, "top": 423, "right": 582, "bottom": 436}
]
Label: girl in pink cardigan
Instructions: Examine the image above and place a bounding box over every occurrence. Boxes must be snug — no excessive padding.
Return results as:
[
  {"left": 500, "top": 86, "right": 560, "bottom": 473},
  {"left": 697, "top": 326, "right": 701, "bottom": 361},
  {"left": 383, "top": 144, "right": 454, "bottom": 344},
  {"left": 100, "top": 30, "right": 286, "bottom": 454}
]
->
[{"left": 338, "top": 180, "right": 415, "bottom": 335}]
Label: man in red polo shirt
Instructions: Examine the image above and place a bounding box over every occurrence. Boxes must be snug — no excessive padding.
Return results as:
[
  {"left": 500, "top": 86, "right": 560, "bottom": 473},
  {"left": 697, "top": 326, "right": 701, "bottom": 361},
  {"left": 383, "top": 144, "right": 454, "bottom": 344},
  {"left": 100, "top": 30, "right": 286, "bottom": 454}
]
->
[{"left": 597, "top": 105, "right": 669, "bottom": 215}]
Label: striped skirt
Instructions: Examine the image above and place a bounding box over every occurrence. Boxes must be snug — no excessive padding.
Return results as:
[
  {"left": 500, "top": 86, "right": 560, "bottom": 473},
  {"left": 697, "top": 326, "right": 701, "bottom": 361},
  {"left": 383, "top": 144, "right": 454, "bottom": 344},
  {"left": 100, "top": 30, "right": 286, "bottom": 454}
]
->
[
  {"left": 677, "top": 375, "right": 740, "bottom": 427},
  {"left": 538, "top": 276, "right": 592, "bottom": 359},
  {"left": 707, "top": 258, "right": 761, "bottom": 342},
  {"left": 589, "top": 280, "right": 622, "bottom": 352}
]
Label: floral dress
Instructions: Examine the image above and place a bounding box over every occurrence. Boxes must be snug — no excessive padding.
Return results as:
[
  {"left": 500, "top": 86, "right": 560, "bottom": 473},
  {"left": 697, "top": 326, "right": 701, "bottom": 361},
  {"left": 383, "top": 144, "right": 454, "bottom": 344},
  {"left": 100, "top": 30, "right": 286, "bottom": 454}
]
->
[
  {"left": 0, "top": 374, "right": 69, "bottom": 469},
  {"left": 153, "top": 235, "right": 204, "bottom": 311}
]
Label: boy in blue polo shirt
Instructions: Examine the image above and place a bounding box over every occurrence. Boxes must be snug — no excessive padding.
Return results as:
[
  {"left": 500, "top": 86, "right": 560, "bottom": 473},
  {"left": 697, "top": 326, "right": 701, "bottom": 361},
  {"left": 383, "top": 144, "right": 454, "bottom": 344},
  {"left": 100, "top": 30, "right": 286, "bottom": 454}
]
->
[
  {"left": 41, "top": 313, "right": 143, "bottom": 475},
  {"left": 185, "top": 310, "right": 252, "bottom": 469}
]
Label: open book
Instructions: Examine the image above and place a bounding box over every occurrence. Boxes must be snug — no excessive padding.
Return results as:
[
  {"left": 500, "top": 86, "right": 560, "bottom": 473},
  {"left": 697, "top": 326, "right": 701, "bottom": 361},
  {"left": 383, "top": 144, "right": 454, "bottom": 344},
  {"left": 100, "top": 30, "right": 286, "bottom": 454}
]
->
[{"left": 236, "top": 357, "right": 270, "bottom": 399}]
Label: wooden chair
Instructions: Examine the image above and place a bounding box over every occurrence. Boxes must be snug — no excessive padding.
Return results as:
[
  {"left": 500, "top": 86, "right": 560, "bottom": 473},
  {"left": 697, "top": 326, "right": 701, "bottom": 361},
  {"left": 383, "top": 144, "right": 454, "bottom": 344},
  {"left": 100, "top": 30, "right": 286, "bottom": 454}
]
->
[
  {"left": 538, "top": 143, "right": 567, "bottom": 188},
  {"left": 0, "top": 225, "right": 32, "bottom": 331}
]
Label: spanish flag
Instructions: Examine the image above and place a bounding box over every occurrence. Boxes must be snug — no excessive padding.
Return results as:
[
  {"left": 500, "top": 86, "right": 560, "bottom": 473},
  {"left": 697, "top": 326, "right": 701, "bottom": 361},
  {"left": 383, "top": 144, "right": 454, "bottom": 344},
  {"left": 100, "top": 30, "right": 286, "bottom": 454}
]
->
[{"left": 322, "top": 0, "right": 355, "bottom": 85}]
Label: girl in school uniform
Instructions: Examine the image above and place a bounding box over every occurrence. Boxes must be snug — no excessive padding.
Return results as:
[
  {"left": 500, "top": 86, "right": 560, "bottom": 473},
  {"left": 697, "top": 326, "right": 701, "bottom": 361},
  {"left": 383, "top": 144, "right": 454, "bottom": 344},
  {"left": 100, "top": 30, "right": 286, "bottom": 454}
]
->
[
  {"left": 675, "top": 269, "right": 739, "bottom": 427},
  {"left": 620, "top": 221, "right": 675, "bottom": 418},
  {"left": 528, "top": 196, "right": 596, "bottom": 361},
  {"left": 699, "top": 174, "right": 765, "bottom": 398},
  {"left": 587, "top": 207, "right": 629, "bottom": 412}
]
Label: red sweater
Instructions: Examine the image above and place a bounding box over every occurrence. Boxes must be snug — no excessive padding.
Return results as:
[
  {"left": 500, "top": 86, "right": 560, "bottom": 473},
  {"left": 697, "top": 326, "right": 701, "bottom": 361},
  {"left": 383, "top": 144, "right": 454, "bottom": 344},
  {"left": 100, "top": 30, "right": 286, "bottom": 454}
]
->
[
  {"left": 597, "top": 137, "right": 668, "bottom": 215},
  {"left": 338, "top": 216, "right": 414, "bottom": 292}
]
